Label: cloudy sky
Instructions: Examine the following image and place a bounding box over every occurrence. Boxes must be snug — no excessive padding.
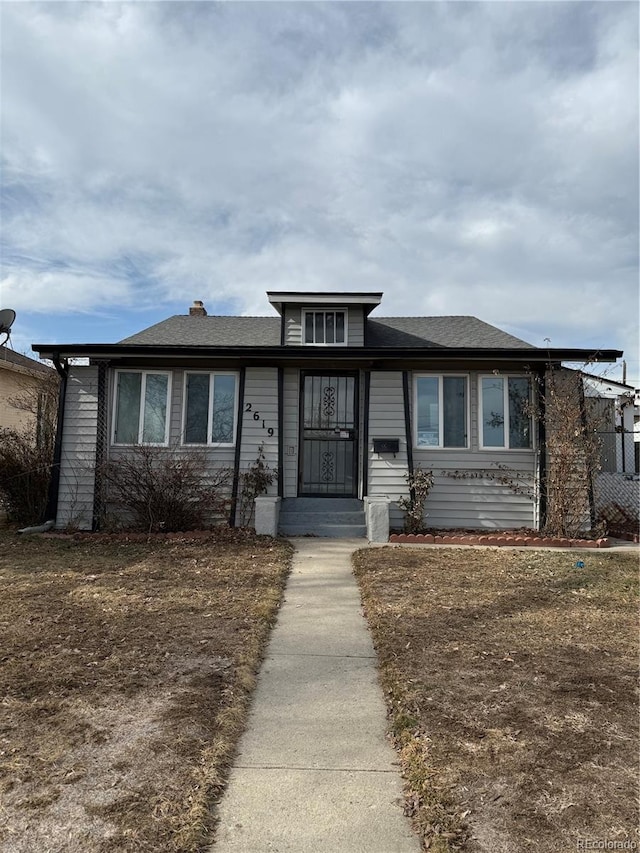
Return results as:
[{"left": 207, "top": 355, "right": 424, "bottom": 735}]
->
[{"left": 1, "top": 2, "right": 638, "bottom": 381}]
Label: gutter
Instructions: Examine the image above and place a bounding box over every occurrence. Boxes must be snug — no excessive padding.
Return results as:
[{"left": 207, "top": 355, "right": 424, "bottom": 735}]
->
[{"left": 31, "top": 343, "right": 624, "bottom": 364}]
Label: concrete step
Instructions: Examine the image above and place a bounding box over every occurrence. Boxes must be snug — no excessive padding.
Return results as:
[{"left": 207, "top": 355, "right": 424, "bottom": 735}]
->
[
  {"left": 279, "top": 510, "right": 366, "bottom": 525},
  {"left": 278, "top": 523, "right": 367, "bottom": 538},
  {"left": 282, "top": 498, "right": 363, "bottom": 512}
]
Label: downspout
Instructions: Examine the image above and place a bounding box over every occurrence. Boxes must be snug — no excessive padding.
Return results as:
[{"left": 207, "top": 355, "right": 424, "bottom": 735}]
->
[
  {"left": 92, "top": 362, "right": 109, "bottom": 531},
  {"left": 44, "top": 355, "right": 69, "bottom": 524},
  {"left": 277, "top": 368, "right": 284, "bottom": 498},
  {"left": 362, "top": 370, "right": 371, "bottom": 497},
  {"left": 229, "top": 366, "right": 246, "bottom": 527},
  {"left": 402, "top": 370, "right": 414, "bottom": 489}
]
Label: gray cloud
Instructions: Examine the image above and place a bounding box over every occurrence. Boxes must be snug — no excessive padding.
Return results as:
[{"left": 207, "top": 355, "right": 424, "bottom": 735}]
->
[{"left": 1, "top": 1, "right": 637, "bottom": 376}]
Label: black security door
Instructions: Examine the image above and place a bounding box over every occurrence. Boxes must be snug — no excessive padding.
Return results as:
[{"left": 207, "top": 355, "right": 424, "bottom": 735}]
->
[{"left": 299, "top": 373, "right": 358, "bottom": 496}]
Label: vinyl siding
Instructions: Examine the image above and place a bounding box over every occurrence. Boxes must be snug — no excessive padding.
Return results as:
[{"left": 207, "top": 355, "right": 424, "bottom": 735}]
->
[
  {"left": 367, "top": 371, "right": 409, "bottom": 528},
  {"left": 283, "top": 306, "right": 364, "bottom": 346},
  {"left": 366, "top": 370, "right": 537, "bottom": 531},
  {"left": 283, "top": 368, "right": 299, "bottom": 497},
  {"left": 239, "top": 367, "right": 278, "bottom": 493},
  {"left": 412, "top": 372, "right": 537, "bottom": 529},
  {"left": 57, "top": 366, "right": 98, "bottom": 530}
]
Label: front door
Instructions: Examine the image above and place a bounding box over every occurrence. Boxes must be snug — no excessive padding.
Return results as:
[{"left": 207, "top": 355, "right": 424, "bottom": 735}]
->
[{"left": 299, "top": 372, "right": 358, "bottom": 496}]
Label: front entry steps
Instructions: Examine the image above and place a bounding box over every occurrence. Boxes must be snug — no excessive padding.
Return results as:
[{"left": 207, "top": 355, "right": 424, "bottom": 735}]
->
[{"left": 278, "top": 498, "right": 366, "bottom": 538}]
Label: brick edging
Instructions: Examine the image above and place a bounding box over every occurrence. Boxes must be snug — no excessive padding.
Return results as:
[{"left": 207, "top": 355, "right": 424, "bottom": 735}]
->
[{"left": 389, "top": 533, "right": 611, "bottom": 548}]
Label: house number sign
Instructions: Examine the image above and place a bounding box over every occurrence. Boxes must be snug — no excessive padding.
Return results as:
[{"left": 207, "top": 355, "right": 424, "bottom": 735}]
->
[{"left": 244, "top": 402, "right": 275, "bottom": 437}]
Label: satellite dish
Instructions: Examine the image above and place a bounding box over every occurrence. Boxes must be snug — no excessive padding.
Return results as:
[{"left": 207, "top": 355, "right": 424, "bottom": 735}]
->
[{"left": 0, "top": 309, "right": 16, "bottom": 346}]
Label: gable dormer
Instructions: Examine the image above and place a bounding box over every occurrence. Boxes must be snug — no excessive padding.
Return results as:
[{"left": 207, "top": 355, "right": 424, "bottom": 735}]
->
[{"left": 267, "top": 292, "right": 382, "bottom": 347}]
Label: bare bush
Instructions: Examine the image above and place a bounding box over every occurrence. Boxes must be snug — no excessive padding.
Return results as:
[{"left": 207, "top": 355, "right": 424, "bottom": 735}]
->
[
  {"left": 236, "top": 444, "right": 276, "bottom": 526},
  {"left": 0, "top": 427, "right": 53, "bottom": 525},
  {"left": 99, "top": 444, "right": 232, "bottom": 532},
  {"left": 398, "top": 467, "right": 434, "bottom": 534}
]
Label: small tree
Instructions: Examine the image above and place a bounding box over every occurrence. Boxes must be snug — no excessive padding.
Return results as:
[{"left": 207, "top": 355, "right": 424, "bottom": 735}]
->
[
  {"left": 99, "top": 444, "right": 232, "bottom": 533},
  {"left": 398, "top": 467, "right": 434, "bottom": 534}
]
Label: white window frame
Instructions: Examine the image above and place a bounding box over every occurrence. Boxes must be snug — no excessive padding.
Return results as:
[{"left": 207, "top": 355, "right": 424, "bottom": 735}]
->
[
  {"left": 302, "top": 309, "right": 349, "bottom": 346},
  {"left": 181, "top": 371, "right": 239, "bottom": 447},
  {"left": 112, "top": 370, "right": 172, "bottom": 446},
  {"left": 478, "top": 374, "right": 534, "bottom": 451},
  {"left": 414, "top": 374, "right": 470, "bottom": 450}
]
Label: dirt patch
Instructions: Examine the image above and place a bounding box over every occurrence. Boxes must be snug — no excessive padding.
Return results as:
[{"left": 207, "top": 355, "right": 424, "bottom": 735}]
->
[
  {"left": 353, "top": 547, "right": 639, "bottom": 852},
  {"left": 0, "top": 529, "right": 292, "bottom": 852}
]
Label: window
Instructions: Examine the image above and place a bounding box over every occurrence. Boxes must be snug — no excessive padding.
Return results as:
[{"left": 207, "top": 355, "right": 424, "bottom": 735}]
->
[
  {"left": 183, "top": 372, "right": 237, "bottom": 445},
  {"left": 480, "top": 376, "right": 532, "bottom": 449},
  {"left": 415, "top": 375, "right": 468, "bottom": 448},
  {"left": 113, "top": 371, "right": 170, "bottom": 445},
  {"left": 303, "top": 310, "right": 347, "bottom": 345}
]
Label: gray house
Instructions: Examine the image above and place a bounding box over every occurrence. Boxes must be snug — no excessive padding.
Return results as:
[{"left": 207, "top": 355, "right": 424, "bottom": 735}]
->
[{"left": 33, "top": 291, "right": 622, "bottom": 539}]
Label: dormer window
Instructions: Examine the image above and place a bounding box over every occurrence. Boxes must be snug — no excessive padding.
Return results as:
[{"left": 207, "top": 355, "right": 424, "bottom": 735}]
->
[{"left": 303, "top": 309, "right": 347, "bottom": 345}]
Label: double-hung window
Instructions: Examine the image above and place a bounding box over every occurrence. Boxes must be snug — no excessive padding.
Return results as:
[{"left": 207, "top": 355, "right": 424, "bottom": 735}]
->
[
  {"left": 480, "top": 376, "right": 532, "bottom": 449},
  {"left": 183, "top": 372, "right": 238, "bottom": 445},
  {"left": 415, "top": 375, "right": 468, "bottom": 448},
  {"left": 303, "top": 310, "right": 347, "bottom": 345},
  {"left": 113, "top": 371, "right": 170, "bottom": 445}
]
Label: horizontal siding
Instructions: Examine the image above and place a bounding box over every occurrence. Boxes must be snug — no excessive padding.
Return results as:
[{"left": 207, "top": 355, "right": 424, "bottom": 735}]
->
[
  {"left": 409, "top": 370, "right": 536, "bottom": 530},
  {"left": 368, "top": 372, "right": 409, "bottom": 508},
  {"left": 348, "top": 308, "right": 364, "bottom": 346},
  {"left": 367, "top": 369, "right": 537, "bottom": 531},
  {"left": 57, "top": 366, "right": 98, "bottom": 530},
  {"left": 239, "top": 368, "right": 278, "bottom": 495},
  {"left": 283, "top": 369, "right": 299, "bottom": 497},
  {"left": 283, "top": 306, "right": 364, "bottom": 347},
  {"left": 284, "top": 307, "right": 302, "bottom": 345}
]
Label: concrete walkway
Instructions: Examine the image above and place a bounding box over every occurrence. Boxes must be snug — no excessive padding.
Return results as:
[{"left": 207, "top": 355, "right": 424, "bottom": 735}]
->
[{"left": 212, "top": 538, "right": 420, "bottom": 853}]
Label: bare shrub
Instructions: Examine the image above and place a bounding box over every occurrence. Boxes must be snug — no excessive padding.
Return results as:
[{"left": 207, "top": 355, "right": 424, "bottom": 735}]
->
[
  {"left": 398, "top": 467, "right": 434, "bottom": 534},
  {"left": 99, "top": 444, "right": 232, "bottom": 532},
  {"left": 236, "top": 444, "right": 276, "bottom": 526},
  {"left": 0, "top": 427, "right": 53, "bottom": 525}
]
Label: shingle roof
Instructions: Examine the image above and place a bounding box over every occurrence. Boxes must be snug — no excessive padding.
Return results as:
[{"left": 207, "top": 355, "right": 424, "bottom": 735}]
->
[
  {"left": 120, "top": 313, "right": 532, "bottom": 349},
  {"left": 0, "top": 345, "right": 54, "bottom": 374},
  {"left": 120, "top": 316, "right": 282, "bottom": 346},
  {"left": 367, "top": 317, "right": 533, "bottom": 348}
]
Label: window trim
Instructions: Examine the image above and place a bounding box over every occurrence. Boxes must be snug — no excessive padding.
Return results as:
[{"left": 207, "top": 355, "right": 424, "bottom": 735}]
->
[
  {"left": 112, "top": 369, "right": 172, "bottom": 446},
  {"left": 302, "top": 308, "right": 349, "bottom": 346},
  {"left": 181, "top": 370, "right": 239, "bottom": 447},
  {"left": 413, "top": 373, "right": 470, "bottom": 450},
  {"left": 478, "top": 374, "right": 534, "bottom": 451}
]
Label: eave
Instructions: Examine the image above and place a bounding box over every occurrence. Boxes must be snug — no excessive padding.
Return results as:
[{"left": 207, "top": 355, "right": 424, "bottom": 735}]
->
[{"left": 31, "top": 343, "right": 623, "bottom": 370}]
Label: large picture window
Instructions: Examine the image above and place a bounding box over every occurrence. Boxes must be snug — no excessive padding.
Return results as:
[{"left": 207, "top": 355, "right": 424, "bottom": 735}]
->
[
  {"left": 303, "top": 310, "right": 347, "bottom": 345},
  {"left": 113, "top": 371, "right": 170, "bottom": 445},
  {"left": 415, "top": 375, "right": 468, "bottom": 448},
  {"left": 183, "top": 372, "right": 237, "bottom": 445},
  {"left": 480, "top": 376, "right": 532, "bottom": 449}
]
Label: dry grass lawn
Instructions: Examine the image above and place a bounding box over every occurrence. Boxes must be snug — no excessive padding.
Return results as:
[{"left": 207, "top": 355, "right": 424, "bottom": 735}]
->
[
  {"left": 0, "top": 529, "right": 292, "bottom": 853},
  {"left": 353, "top": 546, "right": 639, "bottom": 853}
]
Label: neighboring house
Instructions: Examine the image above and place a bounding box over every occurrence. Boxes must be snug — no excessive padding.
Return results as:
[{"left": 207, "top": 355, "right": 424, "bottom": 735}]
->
[
  {"left": 33, "top": 292, "right": 622, "bottom": 537},
  {"left": 0, "top": 346, "right": 55, "bottom": 433},
  {"left": 582, "top": 372, "right": 640, "bottom": 534}
]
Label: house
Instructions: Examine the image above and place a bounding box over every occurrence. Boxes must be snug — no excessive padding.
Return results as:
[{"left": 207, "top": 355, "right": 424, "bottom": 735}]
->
[
  {"left": 0, "top": 345, "right": 56, "bottom": 434},
  {"left": 581, "top": 372, "right": 640, "bottom": 536},
  {"left": 32, "top": 292, "right": 622, "bottom": 539}
]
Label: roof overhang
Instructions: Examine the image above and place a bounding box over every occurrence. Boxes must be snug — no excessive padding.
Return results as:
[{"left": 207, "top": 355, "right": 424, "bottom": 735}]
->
[
  {"left": 32, "top": 343, "right": 623, "bottom": 368},
  {"left": 267, "top": 291, "right": 383, "bottom": 316}
]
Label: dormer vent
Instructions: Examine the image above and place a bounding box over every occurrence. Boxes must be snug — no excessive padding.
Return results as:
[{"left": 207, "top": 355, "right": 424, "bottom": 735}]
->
[{"left": 189, "top": 300, "right": 207, "bottom": 316}]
